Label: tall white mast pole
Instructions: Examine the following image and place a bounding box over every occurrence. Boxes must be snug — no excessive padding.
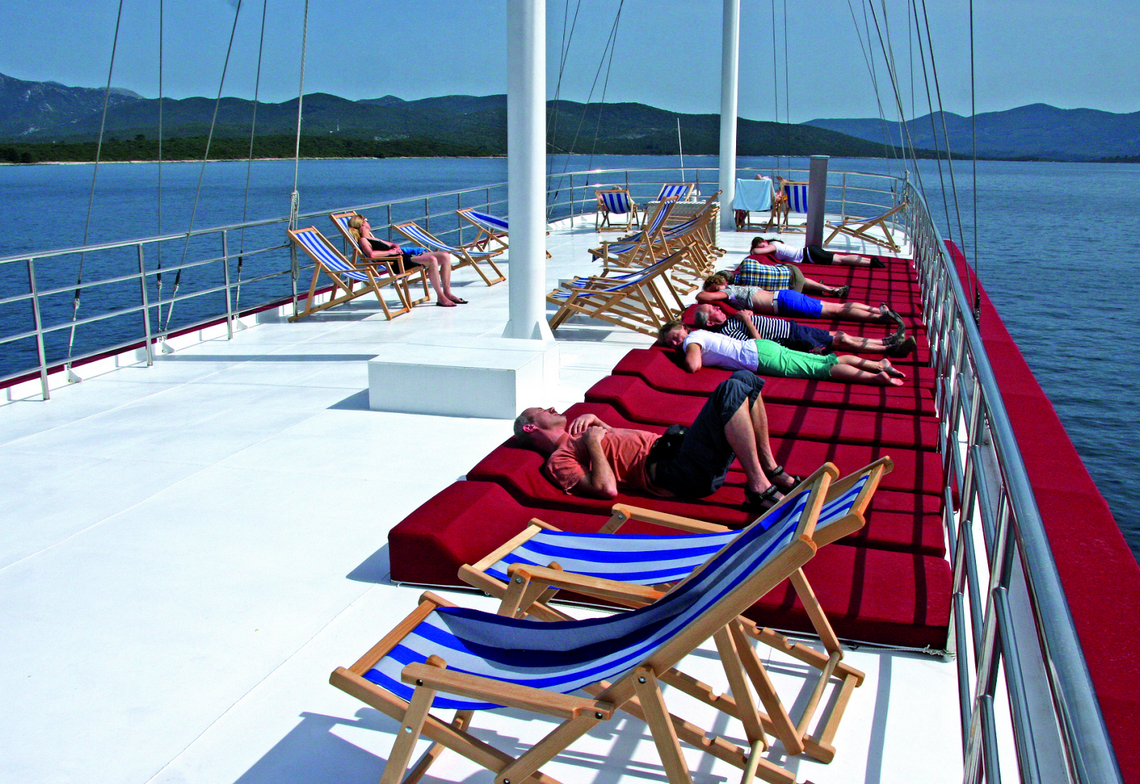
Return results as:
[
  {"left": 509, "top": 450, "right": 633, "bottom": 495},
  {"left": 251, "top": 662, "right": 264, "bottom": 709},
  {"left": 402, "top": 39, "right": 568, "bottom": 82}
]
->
[
  {"left": 718, "top": 0, "right": 741, "bottom": 232},
  {"left": 504, "top": 0, "right": 553, "bottom": 341}
]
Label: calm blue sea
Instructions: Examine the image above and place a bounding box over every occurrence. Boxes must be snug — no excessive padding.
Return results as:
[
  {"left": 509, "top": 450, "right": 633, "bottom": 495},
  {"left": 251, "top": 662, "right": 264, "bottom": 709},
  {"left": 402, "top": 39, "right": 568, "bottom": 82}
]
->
[{"left": 0, "top": 154, "right": 1137, "bottom": 560}]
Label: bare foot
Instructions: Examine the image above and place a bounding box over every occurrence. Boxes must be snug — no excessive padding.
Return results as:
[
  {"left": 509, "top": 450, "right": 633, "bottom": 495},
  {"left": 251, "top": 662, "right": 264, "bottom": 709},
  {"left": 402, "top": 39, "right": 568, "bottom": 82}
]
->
[
  {"left": 881, "top": 359, "right": 906, "bottom": 379},
  {"left": 435, "top": 300, "right": 457, "bottom": 308}
]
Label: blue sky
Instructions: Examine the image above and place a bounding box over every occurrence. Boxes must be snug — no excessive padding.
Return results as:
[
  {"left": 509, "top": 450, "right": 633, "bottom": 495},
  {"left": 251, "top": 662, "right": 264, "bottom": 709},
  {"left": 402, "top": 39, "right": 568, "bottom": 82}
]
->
[{"left": 2, "top": 0, "right": 1137, "bottom": 122}]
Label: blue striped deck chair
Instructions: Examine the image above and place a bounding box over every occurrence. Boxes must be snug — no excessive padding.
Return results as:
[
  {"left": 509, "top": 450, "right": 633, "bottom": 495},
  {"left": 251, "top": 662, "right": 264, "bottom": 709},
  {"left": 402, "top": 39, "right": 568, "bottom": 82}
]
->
[
  {"left": 459, "top": 458, "right": 893, "bottom": 765},
  {"left": 733, "top": 177, "right": 777, "bottom": 231},
  {"left": 774, "top": 179, "right": 810, "bottom": 233},
  {"left": 392, "top": 221, "right": 506, "bottom": 286},
  {"left": 590, "top": 196, "right": 679, "bottom": 271},
  {"left": 595, "top": 186, "right": 641, "bottom": 233},
  {"left": 655, "top": 182, "right": 696, "bottom": 202},
  {"left": 824, "top": 200, "right": 908, "bottom": 253},
  {"left": 330, "top": 465, "right": 836, "bottom": 784},
  {"left": 286, "top": 226, "right": 413, "bottom": 321},
  {"left": 547, "top": 249, "right": 687, "bottom": 336},
  {"left": 455, "top": 207, "right": 552, "bottom": 258},
  {"left": 330, "top": 212, "right": 430, "bottom": 307}
]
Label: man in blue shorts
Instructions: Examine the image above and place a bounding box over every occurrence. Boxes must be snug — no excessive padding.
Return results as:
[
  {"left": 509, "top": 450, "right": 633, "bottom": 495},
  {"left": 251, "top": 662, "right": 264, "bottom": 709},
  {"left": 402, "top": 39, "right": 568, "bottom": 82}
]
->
[{"left": 698, "top": 275, "right": 904, "bottom": 327}]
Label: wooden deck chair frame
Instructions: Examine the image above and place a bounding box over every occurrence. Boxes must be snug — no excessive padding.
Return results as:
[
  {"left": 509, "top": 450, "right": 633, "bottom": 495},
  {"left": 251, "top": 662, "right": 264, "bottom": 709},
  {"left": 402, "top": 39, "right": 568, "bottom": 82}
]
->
[
  {"left": 595, "top": 186, "right": 641, "bottom": 233},
  {"left": 459, "top": 458, "right": 892, "bottom": 765},
  {"left": 591, "top": 196, "right": 680, "bottom": 272},
  {"left": 456, "top": 207, "right": 552, "bottom": 258},
  {"left": 547, "top": 249, "right": 688, "bottom": 336},
  {"left": 287, "top": 226, "right": 414, "bottom": 321},
  {"left": 329, "top": 212, "right": 431, "bottom": 307},
  {"left": 330, "top": 466, "right": 836, "bottom": 784},
  {"left": 392, "top": 221, "right": 506, "bottom": 286},
  {"left": 824, "top": 200, "right": 908, "bottom": 253}
]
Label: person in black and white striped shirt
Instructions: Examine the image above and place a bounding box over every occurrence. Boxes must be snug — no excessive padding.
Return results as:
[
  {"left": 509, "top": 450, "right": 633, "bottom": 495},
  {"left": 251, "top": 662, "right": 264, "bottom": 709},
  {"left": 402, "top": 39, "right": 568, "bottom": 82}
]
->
[{"left": 694, "top": 304, "right": 915, "bottom": 357}]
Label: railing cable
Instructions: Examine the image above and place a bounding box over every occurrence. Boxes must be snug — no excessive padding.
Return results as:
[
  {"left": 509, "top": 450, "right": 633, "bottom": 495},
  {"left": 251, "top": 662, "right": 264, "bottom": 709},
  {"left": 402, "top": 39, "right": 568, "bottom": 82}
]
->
[{"left": 65, "top": 0, "right": 126, "bottom": 369}]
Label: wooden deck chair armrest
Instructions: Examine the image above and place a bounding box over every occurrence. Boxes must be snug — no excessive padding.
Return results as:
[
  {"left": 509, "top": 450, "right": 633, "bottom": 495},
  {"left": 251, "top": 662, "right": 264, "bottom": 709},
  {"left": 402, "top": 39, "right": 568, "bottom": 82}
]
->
[
  {"left": 400, "top": 661, "right": 615, "bottom": 720},
  {"left": 462, "top": 520, "right": 563, "bottom": 576},
  {"left": 505, "top": 563, "right": 665, "bottom": 605},
  {"left": 600, "top": 504, "right": 730, "bottom": 534}
]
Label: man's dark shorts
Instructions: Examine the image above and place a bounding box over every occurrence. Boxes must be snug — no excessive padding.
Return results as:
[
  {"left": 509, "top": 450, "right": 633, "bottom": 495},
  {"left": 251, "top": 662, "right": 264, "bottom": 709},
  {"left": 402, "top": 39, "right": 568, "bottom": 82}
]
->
[
  {"left": 653, "top": 371, "right": 764, "bottom": 498},
  {"left": 784, "top": 322, "right": 834, "bottom": 353}
]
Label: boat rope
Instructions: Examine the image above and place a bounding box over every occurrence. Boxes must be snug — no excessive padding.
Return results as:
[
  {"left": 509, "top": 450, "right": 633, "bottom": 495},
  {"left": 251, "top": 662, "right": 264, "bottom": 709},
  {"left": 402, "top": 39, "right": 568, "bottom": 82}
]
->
[
  {"left": 291, "top": 0, "right": 310, "bottom": 231},
  {"left": 845, "top": 0, "right": 900, "bottom": 176},
  {"left": 65, "top": 0, "right": 126, "bottom": 367},
  {"left": 544, "top": 1, "right": 624, "bottom": 219},
  {"left": 155, "top": 0, "right": 165, "bottom": 320},
  {"left": 969, "top": 0, "right": 981, "bottom": 322},
  {"left": 162, "top": 0, "right": 244, "bottom": 333},
  {"left": 236, "top": 0, "right": 271, "bottom": 318},
  {"left": 916, "top": 0, "right": 971, "bottom": 269}
]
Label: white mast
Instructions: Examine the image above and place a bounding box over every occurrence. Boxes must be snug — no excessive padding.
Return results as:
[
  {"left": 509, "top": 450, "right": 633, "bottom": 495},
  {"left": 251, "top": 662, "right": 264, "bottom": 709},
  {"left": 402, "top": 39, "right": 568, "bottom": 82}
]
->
[
  {"left": 718, "top": 0, "right": 741, "bottom": 231},
  {"left": 503, "top": 0, "right": 553, "bottom": 341}
]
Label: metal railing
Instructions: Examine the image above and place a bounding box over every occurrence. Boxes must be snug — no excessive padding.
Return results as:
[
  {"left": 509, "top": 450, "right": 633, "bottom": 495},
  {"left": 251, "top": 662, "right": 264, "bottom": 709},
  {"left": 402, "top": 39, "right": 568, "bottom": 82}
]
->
[{"left": 902, "top": 180, "right": 1121, "bottom": 784}]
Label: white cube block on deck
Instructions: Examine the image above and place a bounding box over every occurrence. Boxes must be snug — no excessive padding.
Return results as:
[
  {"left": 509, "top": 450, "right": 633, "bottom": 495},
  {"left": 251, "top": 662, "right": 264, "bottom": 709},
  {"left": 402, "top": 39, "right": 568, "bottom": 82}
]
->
[{"left": 368, "top": 337, "right": 559, "bottom": 419}]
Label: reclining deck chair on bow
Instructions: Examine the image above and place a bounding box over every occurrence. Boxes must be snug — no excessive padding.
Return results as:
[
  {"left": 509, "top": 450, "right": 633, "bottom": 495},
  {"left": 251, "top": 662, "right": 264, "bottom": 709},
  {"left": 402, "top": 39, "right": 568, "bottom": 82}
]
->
[
  {"left": 773, "top": 179, "right": 810, "bottom": 233},
  {"left": 330, "top": 212, "right": 430, "bottom": 307},
  {"left": 590, "top": 196, "right": 680, "bottom": 270},
  {"left": 392, "top": 221, "right": 506, "bottom": 286},
  {"left": 330, "top": 466, "right": 836, "bottom": 784},
  {"left": 459, "top": 458, "right": 893, "bottom": 765},
  {"left": 595, "top": 186, "right": 641, "bottom": 233},
  {"left": 286, "top": 226, "right": 416, "bottom": 321},
  {"left": 824, "top": 200, "right": 908, "bottom": 253},
  {"left": 455, "top": 207, "right": 551, "bottom": 258},
  {"left": 547, "top": 249, "right": 688, "bottom": 336}
]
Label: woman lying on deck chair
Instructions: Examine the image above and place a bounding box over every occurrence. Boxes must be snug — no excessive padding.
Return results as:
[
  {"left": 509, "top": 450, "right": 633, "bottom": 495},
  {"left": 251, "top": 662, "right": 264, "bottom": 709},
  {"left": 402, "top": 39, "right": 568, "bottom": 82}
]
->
[
  {"left": 348, "top": 215, "right": 468, "bottom": 307},
  {"left": 750, "top": 236, "right": 886, "bottom": 268},
  {"left": 657, "top": 319, "right": 907, "bottom": 387}
]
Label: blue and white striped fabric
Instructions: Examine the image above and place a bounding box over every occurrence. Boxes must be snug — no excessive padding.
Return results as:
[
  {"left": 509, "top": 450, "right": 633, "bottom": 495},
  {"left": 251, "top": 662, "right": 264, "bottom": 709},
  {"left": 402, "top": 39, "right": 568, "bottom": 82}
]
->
[
  {"left": 550, "top": 253, "right": 677, "bottom": 301},
  {"left": 785, "top": 183, "right": 810, "bottom": 214},
  {"left": 485, "top": 475, "right": 867, "bottom": 586},
  {"left": 398, "top": 223, "right": 496, "bottom": 259},
  {"left": 332, "top": 214, "right": 352, "bottom": 234},
  {"left": 595, "top": 201, "right": 676, "bottom": 256},
  {"left": 657, "top": 184, "right": 692, "bottom": 201},
  {"left": 600, "top": 190, "right": 634, "bottom": 215},
  {"left": 463, "top": 209, "right": 510, "bottom": 231},
  {"left": 363, "top": 491, "right": 810, "bottom": 710},
  {"left": 293, "top": 228, "right": 370, "bottom": 282}
]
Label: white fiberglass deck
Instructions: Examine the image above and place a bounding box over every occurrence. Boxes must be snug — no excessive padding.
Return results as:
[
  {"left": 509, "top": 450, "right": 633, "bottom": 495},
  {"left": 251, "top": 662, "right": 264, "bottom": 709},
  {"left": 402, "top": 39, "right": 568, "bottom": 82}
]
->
[{"left": 0, "top": 215, "right": 961, "bottom": 784}]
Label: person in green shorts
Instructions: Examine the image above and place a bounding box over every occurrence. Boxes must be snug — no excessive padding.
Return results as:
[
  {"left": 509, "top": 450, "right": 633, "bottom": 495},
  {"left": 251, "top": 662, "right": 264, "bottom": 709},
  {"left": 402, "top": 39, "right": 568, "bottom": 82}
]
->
[{"left": 658, "top": 320, "right": 906, "bottom": 387}]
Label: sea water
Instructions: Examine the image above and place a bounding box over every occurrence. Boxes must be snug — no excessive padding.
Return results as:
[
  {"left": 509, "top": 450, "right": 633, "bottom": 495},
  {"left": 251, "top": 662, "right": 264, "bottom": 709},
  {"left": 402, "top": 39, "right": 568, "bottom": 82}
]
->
[{"left": 0, "top": 154, "right": 1136, "bottom": 559}]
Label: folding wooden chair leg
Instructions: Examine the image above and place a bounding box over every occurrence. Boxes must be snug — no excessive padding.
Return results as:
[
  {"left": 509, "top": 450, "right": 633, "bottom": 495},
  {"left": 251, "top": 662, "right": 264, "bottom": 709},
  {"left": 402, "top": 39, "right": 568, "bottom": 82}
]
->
[
  {"left": 713, "top": 628, "right": 769, "bottom": 750},
  {"left": 381, "top": 677, "right": 439, "bottom": 784},
  {"left": 729, "top": 621, "right": 803, "bottom": 756},
  {"left": 632, "top": 667, "right": 695, "bottom": 784},
  {"left": 496, "top": 715, "right": 599, "bottom": 784},
  {"left": 401, "top": 710, "right": 473, "bottom": 784}
]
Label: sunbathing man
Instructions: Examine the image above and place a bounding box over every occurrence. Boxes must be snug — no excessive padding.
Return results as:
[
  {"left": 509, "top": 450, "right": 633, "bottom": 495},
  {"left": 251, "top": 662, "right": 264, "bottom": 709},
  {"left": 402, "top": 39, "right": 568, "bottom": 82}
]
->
[
  {"left": 657, "top": 319, "right": 906, "bottom": 387},
  {"left": 514, "top": 372, "right": 800, "bottom": 511},
  {"left": 698, "top": 273, "right": 903, "bottom": 326},
  {"left": 750, "top": 235, "right": 885, "bottom": 268},
  {"left": 695, "top": 302, "right": 915, "bottom": 357}
]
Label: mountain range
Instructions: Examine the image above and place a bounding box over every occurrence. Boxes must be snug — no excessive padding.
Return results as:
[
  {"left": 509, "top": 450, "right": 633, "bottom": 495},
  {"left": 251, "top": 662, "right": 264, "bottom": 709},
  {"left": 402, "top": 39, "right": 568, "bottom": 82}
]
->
[{"left": 1, "top": 72, "right": 1134, "bottom": 161}]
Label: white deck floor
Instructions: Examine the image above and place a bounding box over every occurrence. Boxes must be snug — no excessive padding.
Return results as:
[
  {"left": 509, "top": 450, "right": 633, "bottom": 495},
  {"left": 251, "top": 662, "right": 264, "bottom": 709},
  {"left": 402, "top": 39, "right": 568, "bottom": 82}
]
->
[{"left": 0, "top": 216, "right": 962, "bottom": 784}]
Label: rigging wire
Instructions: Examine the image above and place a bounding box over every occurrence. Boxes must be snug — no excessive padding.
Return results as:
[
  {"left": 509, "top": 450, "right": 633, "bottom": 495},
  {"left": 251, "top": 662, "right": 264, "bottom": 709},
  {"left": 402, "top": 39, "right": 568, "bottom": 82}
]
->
[
  {"left": 866, "top": 0, "right": 924, "bottom": 194},
  {"left": 905, "top": 0, "right": 954, "bottom": 236},
  {"left": 769, "top": 0, "right": 780, "bottom": 172},
  {"left": 969, "top": 0, "right": 980, "bottom": 321},
  {"left": 586, "top": 6, "right": 625, "bottom": 168},
  {"left": 155, "top": 0, "right": 164, "bottom": 322},
  {"left": 547, "top": 0, "right": 583, "bottom": 180},
  {"left": 161, "top": 0, "right": 245, "bottom": 332},
  {"left": 782, "top": 0, "right": 790, "bottom": 164},
  {"left": 236, "top": 0, "right": 271, "bottom": 319},
  {"left": 65, "top": 0, "right": 126, "bottom": 367},
  {"left": 291, "top": 0, "right": 310, "bottom": 237},
  {"left": 845, "top": 0, "right": 899, "bottom": 176},
  {"left": 917, "top": 0, "right": 971, "bottom": 262}
]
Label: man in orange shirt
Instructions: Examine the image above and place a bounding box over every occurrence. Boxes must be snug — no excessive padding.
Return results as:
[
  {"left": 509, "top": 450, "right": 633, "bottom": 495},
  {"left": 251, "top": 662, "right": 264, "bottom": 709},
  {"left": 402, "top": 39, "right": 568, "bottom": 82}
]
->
[{"left": 513, "top": 371, "right": 798, "bottom": 510}]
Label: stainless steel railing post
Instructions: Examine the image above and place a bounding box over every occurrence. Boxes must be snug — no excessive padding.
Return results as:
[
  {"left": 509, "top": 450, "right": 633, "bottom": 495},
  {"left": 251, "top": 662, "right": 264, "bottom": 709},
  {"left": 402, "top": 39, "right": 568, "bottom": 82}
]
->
[
  {"left": 27, "top": 257, "right": 50, "bottom": 400},
  {"left": 137, "top": 245, "right": 154, "bottom": 367}
]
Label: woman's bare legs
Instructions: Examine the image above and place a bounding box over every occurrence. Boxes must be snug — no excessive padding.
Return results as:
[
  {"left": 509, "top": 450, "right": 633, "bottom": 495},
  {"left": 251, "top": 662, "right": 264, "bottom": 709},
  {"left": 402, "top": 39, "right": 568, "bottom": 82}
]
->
[
  {"left": 830, "top": 355, "right": 905, "bottom": 386},
  {"left": 420, "top": 252, "right": 466, "bottom": 306},
  {"left": 820, "top": 300, "right": 898, "bottom": 323},
  {"left": 802, "top": 278, "right": 848, "bottom": 297}
]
